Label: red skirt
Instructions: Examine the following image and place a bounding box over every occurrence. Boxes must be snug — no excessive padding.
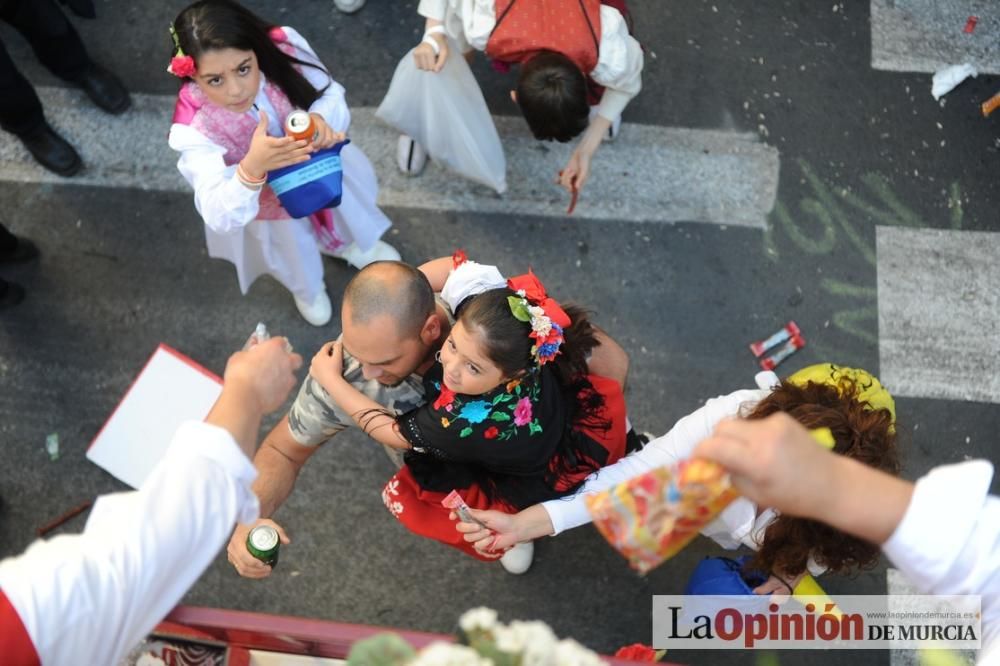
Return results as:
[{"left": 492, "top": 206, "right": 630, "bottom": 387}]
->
[{"left": 381, "top": 374, "right": 628, "bottom": 561}]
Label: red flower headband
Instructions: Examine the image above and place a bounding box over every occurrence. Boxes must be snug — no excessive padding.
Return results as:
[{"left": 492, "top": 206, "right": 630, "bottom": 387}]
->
[{"left": 506, "top": 269, "right": 570, "bottom": 366}]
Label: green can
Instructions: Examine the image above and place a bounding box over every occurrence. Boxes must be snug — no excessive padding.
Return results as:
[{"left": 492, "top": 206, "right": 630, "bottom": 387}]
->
[{"left": 246, "top": 525, "right": 280, "bottom": 567}]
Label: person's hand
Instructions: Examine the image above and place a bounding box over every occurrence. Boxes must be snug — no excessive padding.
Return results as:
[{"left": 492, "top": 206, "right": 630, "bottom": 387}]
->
[
  {"left": 413, "top": 33, "right": 448, "bottom": 72},
  {"left": 558, "top": 144, "right": 593, "bottom": 195},
  {"left": 753, "top": 571, "right": 806, "bottom": 599},
  {"left": 693, "top": 413, "right": 836, "bottom": 519},
  {"left": 453, "top": 508, "right": 522, "bottom": 554},
  {"left": 223, "top": 337, "right": 303, "bottom": 415},
  {"left": 241, "top": 110, "right": 314, "bottom": 178},
  {"left": 310, "top": 340, "right": 345, "bottom": 389},
  {"left": 308, "top": 113, "right": 346, "bottom": 150},
  {"left": 226, "top": 519, "right": 291, "bottom": 579}
]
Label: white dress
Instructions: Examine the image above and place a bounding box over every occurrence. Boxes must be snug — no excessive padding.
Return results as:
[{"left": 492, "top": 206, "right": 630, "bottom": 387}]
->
[{"left": 168, "top": 27, "right": 391, "bottom": 302}]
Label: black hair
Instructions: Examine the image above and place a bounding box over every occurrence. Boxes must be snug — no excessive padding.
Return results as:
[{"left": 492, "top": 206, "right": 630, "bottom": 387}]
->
[
  {"left": 171, "top": 0, "right": 327, "bottom": 110},
  {"left": 515, "top": 51, "right": 590, "bottom": 142},
  {"left": 344, "top": 261, "right": 436, "bottom": 340},
  {"left": 458, "top": 287, "right": 608, "bottom": 498}
]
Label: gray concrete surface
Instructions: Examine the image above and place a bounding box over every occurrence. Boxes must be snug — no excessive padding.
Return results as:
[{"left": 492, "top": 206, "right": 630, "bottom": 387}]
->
[
  {"left": 877, "top": 226, "right": 999, "bottom": 403},
  {"left": 872, "top": 0, "right": 1000, "bottom": 74},
  {"left": 0, "top": 88, "right": 779, "bottom": 227}
]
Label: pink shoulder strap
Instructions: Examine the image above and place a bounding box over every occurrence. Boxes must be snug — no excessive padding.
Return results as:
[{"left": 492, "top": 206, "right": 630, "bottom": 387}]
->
[{"left": 172, "top": 84, "right": 202, "bottom": 125}]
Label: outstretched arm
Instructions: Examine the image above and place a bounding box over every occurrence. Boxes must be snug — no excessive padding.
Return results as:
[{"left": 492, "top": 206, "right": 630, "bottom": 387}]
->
[{"left": 309, "top": 341, "right": 412, "bottom": 451}]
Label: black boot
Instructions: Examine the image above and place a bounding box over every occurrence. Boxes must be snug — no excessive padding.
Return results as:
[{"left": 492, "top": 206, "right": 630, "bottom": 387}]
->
[
  {"left": 76, "top": 62, "right": 130, "bottom": 115},
  {"left": 18, "top": 122, "right": 82, "bottom": 176}
]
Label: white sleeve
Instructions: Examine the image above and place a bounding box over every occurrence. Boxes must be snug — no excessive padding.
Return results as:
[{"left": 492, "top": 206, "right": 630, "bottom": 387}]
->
[
  {"left": 592, "top": 5, "right": 644, "bottom": 123},
  {"left": 440, "top": 260, "right": 507, "bottom": 314},
  {"left": 0, "top": 422, "right": 259, "bottom": 666},
  {"left": 542, "top": 389, "right": 766, "bottom": 535},
  {"left": 417, "top": 0, "right": 448, "bottom": 20},
  {"left": 281, "top": 27, "right": 351, "bottom": 133},
  {"left": 168, "top": 124, "right": 262, "bottom": 234},
  {"left": 417, "top": 0, "right": 494, "bottom": 52},
  {"left": 882, "top": 460, "right": 1000, "bottom": 654}
]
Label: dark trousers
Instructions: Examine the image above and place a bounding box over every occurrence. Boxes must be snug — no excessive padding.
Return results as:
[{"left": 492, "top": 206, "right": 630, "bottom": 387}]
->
[{"left": 0, "top": 0, "right": 88, "bottom": 135}]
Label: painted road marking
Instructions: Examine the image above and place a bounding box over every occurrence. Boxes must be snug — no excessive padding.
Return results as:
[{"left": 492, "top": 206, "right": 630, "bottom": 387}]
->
[
  {"left": 872, "top": 0, "right": 1000, "bottom": 74},
  {"left": 0, "top": 87, "right": 779, "bottom": 227},
  {"left": 877, "top": 226, "right": 1000, "bottom": 404}
]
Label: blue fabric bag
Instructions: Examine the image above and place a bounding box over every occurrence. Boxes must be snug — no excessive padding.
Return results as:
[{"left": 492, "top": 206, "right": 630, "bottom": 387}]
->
[
  {"left": 267, "top": 140, "right": 349, "bottom": 218},
  {"left": 684, "top": 556, "right": 768, "bottom": 596}
]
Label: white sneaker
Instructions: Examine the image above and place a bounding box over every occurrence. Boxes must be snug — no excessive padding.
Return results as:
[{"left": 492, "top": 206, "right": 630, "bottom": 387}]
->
[
  {"left": 499, "top": 541, "right": 534, "bottom": 574},
  {"left": 334, "top": 0, "right": 366, "bottom": 13},
  {"left": 323, "top": 240, "right": 401, "bottom": 269},
  {"left": 293, "top": 289, "right": 333, "bottom": 326},
  {"left": 396, "top": 134, "right": 428, "bottom": 176}
]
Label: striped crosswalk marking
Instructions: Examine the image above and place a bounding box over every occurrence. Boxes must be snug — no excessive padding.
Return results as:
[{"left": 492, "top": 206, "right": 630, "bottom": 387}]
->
[
  {"left": 0, "top": 86, "right": 779, "bottom": 228},
  {"left": 871, "top": 0, "right": 1000, "bottom": 74},
  {"left": 877, "top": 226, "right": 1000, "bottom": 404}
]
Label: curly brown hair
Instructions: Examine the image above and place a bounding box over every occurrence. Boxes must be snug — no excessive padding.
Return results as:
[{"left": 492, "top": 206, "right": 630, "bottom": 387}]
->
[{"left": 742, "top": 377, "right": 900, "bottom": 579}]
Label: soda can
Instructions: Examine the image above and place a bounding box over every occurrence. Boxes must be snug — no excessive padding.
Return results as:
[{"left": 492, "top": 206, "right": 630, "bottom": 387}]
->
[
  {"left": 285, "top": 110, "right": 317, "bottom": 143},
  {"left": 246, "top": 525, "right": 280, "bottom": 567}
]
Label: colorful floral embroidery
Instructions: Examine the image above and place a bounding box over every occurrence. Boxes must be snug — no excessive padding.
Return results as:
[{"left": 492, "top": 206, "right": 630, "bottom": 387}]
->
[
  {"left": 513, "top": 397, "right": 533, "bottom": 426},
  {"left": 429, "top": 374, "right": 543, "bottom": 441}
]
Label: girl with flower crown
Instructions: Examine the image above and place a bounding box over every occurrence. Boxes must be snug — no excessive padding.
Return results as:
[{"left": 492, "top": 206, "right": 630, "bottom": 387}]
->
[
  {"left": 167, "top": 0, "right": 399, "bottom": 326},
  {"left": 308, "top": 256, "right": 634, "bottom": 573}
]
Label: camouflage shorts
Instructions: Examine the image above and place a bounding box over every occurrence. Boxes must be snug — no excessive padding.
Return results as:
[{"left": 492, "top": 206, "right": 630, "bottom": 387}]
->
[{"left": 286, "top": 348, "right": 427, "bottom": 468}]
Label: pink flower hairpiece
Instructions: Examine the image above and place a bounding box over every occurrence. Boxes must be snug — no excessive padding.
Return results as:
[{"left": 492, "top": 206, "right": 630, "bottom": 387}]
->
[{"left": 167, "top": 24, "right": 196, "bottom": 78}]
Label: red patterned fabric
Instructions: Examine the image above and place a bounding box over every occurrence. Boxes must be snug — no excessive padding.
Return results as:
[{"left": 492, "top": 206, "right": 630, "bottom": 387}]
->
[
  {"left": 486, "top": 0, "right": 602, "bottom": 74},
  {"left": 0, "top": 589, "right": 40, "bottom": 666},
  {"left": 383, "top": 373, "right": 628, "bottom": 560}
]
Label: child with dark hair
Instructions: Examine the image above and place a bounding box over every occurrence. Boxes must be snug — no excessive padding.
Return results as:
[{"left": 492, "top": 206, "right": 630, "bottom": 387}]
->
[
  {"left": 167, "top": 0, "right": 399, "bottom": 326},
  {"left": 399, "top": 0, "right": 643, "bottom": 196},
  {"left": 308, "top": 257, "right": 632, "bottom": 574},
  {"left": 455, "top": 364, "right": 900, "bottom": 593}
]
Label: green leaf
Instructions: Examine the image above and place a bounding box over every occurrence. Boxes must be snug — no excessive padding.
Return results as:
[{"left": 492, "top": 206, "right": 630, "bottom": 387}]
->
[
  {"left": 460, "top": 427, "right": 474, "bottom": 438},
  {"left": 346, "top": 634, "right": 416, "bottom": 666},
  {"left": 528, "top": 419, "right": 543, "bottom": 435},
  {"left": 490, "top": 411, "right": 511, "bottom": 422},
  {"left": 507, "top": 296, "right": 531, "bottom": 322},
  {"left": 492, "top": 393, "right": 505, "bottom": 405},
  {"left": 497, "top": 392, "right": 515, "bottom": 402}
]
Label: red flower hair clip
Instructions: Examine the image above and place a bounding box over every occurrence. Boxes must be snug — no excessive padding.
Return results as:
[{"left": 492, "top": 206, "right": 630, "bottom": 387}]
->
[{"left": 167, "top": 24, "right": 196, "bottom": 78}]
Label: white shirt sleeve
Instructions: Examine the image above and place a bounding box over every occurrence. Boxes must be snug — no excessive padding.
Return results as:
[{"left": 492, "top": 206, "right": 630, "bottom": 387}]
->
[
  {"left": 542, "top": 389, "right": 767, "bottom": 535},
  {"left": 882, "top": 460, "right": 1000, "bottom": 656},
  {"left": 591, "top": 5, "right": 644, "bottom": 123},
  {"left": 417, "top": 0, "right": 495, "bottom": 53},
  {"left": 281, "top": 27, "right": 351, "bottom": 133},
  {"left": 0, "top": 421, "right": 259, "bottom": 666},
  {"left": 168, "top": 123, "right": 263, "bottom": 234}
]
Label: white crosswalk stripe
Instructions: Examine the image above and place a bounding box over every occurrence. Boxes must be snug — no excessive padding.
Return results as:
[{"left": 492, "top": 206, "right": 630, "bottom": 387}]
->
[
  {"left": 877, "top": 226, "right": 1000, "bottom": 404},
  {"left": 0, "top": 86, "right": 779, "bottom": 227},
  {"left": 871, "top": 0, "right": 1000, "bottom": 74}
]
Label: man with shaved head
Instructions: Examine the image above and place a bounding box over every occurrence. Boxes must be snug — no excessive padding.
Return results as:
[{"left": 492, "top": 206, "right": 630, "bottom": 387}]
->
[{"left": 226, "top": 258, "right": 629, "bottom": 578}]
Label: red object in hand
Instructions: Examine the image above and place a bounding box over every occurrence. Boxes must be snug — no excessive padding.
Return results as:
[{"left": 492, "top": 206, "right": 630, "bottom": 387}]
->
[
  {"left": 964, "top": 16, "right": 978, "bottom": 33},
  {"left": 614, "top": 643, "right": 659, "bottom": 662},
  {"left": 559, "top": 170, "right": 579, "bottom": 214}
]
